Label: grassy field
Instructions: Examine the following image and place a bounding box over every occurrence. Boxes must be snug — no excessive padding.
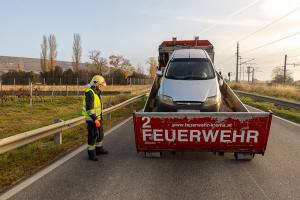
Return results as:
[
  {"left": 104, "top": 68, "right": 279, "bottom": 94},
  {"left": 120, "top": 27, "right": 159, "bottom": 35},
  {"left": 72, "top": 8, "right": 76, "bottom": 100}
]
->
[
  {"left": 239, "top": 96, "right": 300, "bottom": 124},
  {"left": 229, "top": 83, "right": 300, "bottom": 102},
  {"left": 0, "top": 96, "right": 146, "bottom": 193},
  {"left": 0, "top": 94, "right": 133, "bottom": 139}
]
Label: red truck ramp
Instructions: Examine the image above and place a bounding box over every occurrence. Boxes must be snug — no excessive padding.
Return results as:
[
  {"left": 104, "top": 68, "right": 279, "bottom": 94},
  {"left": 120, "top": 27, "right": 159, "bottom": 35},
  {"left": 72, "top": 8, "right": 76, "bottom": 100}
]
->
[{"left": 133, "top": 112, "right": 272, "bottom": 159}]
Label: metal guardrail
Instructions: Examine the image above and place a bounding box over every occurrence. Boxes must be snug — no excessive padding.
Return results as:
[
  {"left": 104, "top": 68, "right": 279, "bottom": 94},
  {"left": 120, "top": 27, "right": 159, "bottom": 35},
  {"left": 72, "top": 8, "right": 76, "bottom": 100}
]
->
[
  {"left": 0, "top": 93, "right": 147, "bottom": 154},
  {"left": 234, "top": 90, "right": 300, "bottom": 110}
]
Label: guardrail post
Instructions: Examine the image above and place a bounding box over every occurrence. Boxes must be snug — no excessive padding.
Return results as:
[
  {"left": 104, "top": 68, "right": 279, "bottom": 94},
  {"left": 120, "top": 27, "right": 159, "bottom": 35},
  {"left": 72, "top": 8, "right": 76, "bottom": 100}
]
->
[{"left": 53, "top": 118, "right": 63, "bottom": 144}]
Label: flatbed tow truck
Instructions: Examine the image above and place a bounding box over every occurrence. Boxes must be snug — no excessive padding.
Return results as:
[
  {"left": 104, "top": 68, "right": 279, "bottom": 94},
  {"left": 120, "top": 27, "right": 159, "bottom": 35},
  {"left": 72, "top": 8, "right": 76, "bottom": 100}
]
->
[{"left": 133, "top": 38, "right": 272, "bottom": 160}]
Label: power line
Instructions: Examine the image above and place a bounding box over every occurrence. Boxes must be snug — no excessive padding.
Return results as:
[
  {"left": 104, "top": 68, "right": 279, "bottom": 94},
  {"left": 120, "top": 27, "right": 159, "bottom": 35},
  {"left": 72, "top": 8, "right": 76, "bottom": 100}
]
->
[
  {"left": 215, "top": 55, "right": 236, "bottom": 66},
  {"left": 218, "top": 5, "right": 300, "bottom": 52},
  {"left": 199, "top": 0, "right": 261, "bottom": 35},
  {"left": 242, "top": 31, "right": 300, "bottom": 54},
  {"left": 239, "top": 6, "right": 300, "bottom": 41}
]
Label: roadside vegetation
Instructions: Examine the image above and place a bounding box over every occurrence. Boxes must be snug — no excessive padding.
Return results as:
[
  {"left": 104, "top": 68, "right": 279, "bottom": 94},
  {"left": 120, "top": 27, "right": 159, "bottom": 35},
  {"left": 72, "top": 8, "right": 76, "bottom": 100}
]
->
[
  {"left": 0, "top": 96, "right": 146, "bottom": 193},
  {"left": 0, "top": 94, "right": 133, "bottom": 139},
  {"left": 239, "top": 96, "right": 300, "bottom": 124},
  {"left": 229, "top": 83, "right": 300, "bottom": 102}
]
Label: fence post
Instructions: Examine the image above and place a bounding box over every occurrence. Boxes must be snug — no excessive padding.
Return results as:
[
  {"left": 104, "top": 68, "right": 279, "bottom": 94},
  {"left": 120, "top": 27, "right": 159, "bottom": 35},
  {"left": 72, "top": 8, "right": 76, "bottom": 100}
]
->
[
  {"left": 53, "top": 118, "right": 63, "bottom": 144},
  {"left": 14, "top": 78, "right": 16, "bottom": 90},
  {"left": 51, "top": 83, "right": 55, "bottom": 102},
  {"left": 112, "top": 77, "right": 114, "bottom": 86},
  {"left": 43, "top": 78, "right": 46, "bottom": 85},
  {"left": 30, "top": 82, "right": 33, "bottom": 106},
  {"left": 77, "top": 77, "right": 79, "bottom": 96},
  {"left": 59, "top": 78, "right": 62, "bottom": 85},
  {"left": 66, "top": 85, "right": 68, "bottom": 96}
]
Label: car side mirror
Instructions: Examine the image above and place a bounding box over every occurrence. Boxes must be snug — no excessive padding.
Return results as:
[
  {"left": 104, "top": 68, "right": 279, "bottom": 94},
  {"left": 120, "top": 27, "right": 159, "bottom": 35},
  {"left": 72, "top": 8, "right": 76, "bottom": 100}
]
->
[{"left": 156, "top": 70, "right": 163, "bottom": 77}]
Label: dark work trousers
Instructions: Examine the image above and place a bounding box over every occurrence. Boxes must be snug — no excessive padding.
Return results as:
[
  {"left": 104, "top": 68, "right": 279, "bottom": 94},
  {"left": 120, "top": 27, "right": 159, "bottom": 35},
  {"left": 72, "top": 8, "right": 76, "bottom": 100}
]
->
[{"left": 87, "top": 120, "right": 104, "bottom": 150}]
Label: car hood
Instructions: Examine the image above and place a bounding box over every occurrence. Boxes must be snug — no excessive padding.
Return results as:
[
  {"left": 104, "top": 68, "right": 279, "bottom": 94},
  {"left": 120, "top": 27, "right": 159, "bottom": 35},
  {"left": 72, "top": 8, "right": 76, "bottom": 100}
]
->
[{"left": 160, "top": 78, "right": 219, "bottom": 102}]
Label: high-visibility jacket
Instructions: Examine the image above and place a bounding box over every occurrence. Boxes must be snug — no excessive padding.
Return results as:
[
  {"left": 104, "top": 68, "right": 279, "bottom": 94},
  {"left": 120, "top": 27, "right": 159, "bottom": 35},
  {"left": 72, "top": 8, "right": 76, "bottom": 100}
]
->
[{"left": 82, "top": 88, "right": 103, "bottom": 121}]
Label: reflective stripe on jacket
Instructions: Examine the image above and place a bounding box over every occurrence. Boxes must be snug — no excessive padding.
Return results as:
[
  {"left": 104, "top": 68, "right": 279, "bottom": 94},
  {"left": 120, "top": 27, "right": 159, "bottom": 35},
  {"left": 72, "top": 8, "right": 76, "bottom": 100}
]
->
[{"left": 82, "top": 88, "right": 102, "bottom": 121}]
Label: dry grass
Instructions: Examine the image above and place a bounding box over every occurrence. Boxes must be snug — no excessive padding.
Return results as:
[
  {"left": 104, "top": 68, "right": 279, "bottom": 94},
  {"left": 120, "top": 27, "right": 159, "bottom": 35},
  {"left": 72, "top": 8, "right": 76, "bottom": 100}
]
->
[
  {"left": 0, "top": 94, "right": 133, "bottom": 139},
  {"left": 0, "top": 98, "right": 146, "bottom": 192},
  {"left": 0, "top": 85, "right": 150, "bottom": 92},
  {"left": 239, "top": 96, "right": 300, "bottom": 124},
  {"left": 229, "top": 83, "right": 300, "bottom": 102}
]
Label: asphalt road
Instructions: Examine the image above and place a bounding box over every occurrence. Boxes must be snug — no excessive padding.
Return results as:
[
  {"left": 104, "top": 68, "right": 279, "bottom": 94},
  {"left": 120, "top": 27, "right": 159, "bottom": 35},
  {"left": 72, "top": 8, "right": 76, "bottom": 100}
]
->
[{"left": 6, "top": 107, "right": 300, "bottom": 200}]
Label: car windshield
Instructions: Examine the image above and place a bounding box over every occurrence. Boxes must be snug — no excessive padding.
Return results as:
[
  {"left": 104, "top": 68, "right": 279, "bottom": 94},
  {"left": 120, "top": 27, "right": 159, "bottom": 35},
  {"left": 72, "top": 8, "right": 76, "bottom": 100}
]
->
[{"left": 165, "top": 58, "right": 215, "bottom": 80}]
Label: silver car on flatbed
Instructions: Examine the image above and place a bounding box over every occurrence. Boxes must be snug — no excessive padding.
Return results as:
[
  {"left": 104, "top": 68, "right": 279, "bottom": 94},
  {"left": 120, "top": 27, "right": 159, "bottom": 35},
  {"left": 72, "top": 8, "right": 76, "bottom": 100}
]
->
[{"left": 157, "top": 49, "right": 221, "bottom": 112}]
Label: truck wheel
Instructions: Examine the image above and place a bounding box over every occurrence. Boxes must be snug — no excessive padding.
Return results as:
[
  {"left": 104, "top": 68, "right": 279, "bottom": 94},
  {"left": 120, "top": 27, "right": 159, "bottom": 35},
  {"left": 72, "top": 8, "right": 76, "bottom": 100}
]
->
[
  {"left": 218, "top": 152, "right": 224, "bottom": 156},
  {"left": 144, "top": 151, "right": 161, "bottom": 158},
  {"left": 234, "top": 152, "right": 255, "bottom": 161}
]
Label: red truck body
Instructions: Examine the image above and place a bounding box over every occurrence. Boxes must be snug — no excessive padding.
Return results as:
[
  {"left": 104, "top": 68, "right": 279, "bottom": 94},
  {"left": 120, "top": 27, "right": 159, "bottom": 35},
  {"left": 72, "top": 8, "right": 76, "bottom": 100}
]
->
[{"left": 133, "top": 112, "right": 272, "bottom": 154}]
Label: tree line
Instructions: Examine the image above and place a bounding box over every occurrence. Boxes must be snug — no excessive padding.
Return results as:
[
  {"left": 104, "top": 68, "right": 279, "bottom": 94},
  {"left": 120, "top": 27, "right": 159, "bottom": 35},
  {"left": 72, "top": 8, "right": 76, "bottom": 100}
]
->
[{"left": 1, "top": 33, "right": 158, "bottom": 85}]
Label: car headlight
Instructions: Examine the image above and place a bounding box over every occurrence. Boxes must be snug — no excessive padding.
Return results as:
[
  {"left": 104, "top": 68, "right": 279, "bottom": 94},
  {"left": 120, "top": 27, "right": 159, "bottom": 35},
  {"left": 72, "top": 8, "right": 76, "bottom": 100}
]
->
[
  {"left": 205, "top": 95, "right": 221, "bottom": 105},
  {"left": 159, "top": 95, "right": 174, "bottom": 105}
]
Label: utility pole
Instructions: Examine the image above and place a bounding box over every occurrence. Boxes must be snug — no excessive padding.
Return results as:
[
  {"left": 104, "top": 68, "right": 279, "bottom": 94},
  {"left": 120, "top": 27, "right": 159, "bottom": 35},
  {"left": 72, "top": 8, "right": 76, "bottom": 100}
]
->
[
  {"left": 243, "top": 65, "right": 245, "bottom": 81},
  {"left": 236, "top": 42, "right": 239, "bottom": 82},
  {"left": 239, "top": 56, "right": 242, "bottom": 81},
  {"left": 283, "top": 54, "right": 287, "bottom": 84},
  {"left": 252, "top": 68, "right": 255, "bottom": 84},
  {"left": 247, "top": 66, "right": 251, "bottom": 83}
]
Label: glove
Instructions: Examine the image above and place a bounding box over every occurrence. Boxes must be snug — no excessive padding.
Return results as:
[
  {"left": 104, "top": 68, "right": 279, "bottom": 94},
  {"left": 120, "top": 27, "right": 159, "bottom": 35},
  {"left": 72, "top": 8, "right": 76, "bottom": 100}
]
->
[{"left": 94, "top": 120, "right": 101, "bottom": 127}]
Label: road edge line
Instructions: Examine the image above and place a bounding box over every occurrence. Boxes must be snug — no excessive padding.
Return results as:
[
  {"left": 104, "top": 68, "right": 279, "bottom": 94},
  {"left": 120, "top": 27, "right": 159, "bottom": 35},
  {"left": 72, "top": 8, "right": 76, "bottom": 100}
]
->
[
  {"left": 245, "top": 104, "right": 300, "bottom": 127},
  {"left": 0, "top": 117, "right": 133, "bottom": 200}
]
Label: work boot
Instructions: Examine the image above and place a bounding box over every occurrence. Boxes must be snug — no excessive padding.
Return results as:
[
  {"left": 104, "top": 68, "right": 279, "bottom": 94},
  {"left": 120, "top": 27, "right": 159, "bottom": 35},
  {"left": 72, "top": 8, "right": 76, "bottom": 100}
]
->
[
  {"left": 96, "top": 147, "right": 109, "bottom": 155},
  {"left": 88, "top": 150, "right": 98, "bottom": 161}
]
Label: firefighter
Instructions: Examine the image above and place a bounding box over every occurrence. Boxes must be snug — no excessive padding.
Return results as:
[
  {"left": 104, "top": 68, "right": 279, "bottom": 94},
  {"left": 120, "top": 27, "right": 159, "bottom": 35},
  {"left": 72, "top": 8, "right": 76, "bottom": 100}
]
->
[{"left": 82, "top": 75, "right": 108, "bottom": 161}]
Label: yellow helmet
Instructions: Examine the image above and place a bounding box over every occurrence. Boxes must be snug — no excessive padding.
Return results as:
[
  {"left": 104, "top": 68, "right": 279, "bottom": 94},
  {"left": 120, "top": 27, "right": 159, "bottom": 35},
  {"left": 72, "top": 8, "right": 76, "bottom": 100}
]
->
[{"left": 90, "top": 75, "right": 106, "bottom": 87}]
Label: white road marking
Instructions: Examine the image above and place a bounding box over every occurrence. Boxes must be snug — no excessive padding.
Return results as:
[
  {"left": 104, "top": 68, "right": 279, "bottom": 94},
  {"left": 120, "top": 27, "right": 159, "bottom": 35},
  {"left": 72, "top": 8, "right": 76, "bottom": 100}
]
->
[
  {"left": 245, "top": 104, "right": 300, "bottom": 127},
  {"left": 0, "top": 117, "right": 133, "bottom": 200},
  {"left": 243, "top": 167, "right": 272, "bottom": 200}
]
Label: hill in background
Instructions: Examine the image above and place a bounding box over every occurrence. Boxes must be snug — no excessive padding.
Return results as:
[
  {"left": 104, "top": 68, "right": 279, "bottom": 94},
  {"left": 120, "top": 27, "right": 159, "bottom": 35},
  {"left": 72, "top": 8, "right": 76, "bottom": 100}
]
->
[{"left": 0, "top": 56, "right": 85, "bottom": 75}]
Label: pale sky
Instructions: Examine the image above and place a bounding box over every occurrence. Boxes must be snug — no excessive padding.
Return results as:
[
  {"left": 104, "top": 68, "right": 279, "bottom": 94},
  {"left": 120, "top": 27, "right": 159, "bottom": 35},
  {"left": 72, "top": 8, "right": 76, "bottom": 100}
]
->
[{"left": 0, "top": 0, "right": 300, "bottom": 81}]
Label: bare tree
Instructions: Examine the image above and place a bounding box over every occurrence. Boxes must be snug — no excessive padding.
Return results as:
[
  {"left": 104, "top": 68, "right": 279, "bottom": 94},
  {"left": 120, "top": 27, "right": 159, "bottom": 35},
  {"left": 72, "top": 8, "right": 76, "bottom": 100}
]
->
[
  {"left": 48, "top": 34, "right": 57, "bottom": 71},
  {"left": 109, "top": 55, "right": 123, "bottom": 68},
  {"left": 89, "top": 50, "right": 108, "bottom": 75},
  {"left": 271, "top": 66, "right": 294, "bottom": 84},
  {"left": 16, "top": 59, "right": 24, "bottom": 72},
  {"left": 136, "top": 63, "right": 144, "bottom": 74},
  {"left": 72, "top": 33, "right": 82, "bottom": 73},
  {"left": 40, "top": 35, "right": 48, "bottom": 72},
  {"left": 147, "top": 57, "right": 158, "bottom": 78},
  {"left": 121, "top": 59, "right": 134, "bottom": 79}
]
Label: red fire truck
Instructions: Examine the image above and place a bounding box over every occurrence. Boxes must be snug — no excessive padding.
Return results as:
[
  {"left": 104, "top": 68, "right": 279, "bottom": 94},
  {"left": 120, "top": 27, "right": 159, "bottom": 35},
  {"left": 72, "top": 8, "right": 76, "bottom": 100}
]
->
[{"left": 133, "top": 38, "right": 272, "bottom": 160}]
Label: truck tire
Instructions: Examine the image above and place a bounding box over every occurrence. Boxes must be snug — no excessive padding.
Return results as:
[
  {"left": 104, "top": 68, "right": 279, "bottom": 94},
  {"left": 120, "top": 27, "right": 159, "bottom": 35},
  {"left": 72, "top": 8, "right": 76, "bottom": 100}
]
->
[
  {"left": 144, "top": 151, "right": 162, "bottom": 158},
  {"left": 234, "top": 152, "right": 255, "bottom": 161}
]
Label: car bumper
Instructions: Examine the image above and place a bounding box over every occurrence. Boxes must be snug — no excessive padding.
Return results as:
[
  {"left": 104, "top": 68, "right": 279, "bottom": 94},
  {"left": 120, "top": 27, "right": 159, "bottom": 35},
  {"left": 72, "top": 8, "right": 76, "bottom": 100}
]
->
[{"left": 157, "top": 100, "right": 220, "bottom": 112}]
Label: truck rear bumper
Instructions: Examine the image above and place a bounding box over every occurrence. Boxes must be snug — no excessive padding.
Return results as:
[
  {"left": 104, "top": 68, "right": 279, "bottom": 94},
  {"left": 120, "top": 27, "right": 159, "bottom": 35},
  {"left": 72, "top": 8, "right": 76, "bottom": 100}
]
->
[{"left": 133, "top": 112, "right": 272, "bottom": 155}]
